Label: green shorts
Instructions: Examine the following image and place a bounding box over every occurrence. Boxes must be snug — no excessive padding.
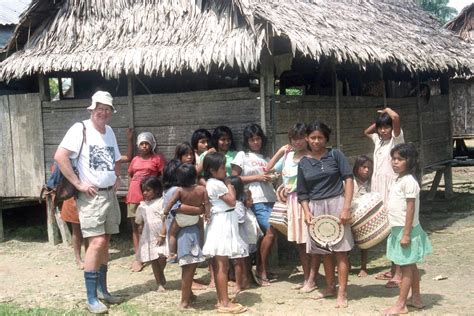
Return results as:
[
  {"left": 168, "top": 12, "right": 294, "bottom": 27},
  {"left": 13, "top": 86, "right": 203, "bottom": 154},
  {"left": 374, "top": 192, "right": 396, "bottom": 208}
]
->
[{"left": 76, "top": 190, "right": 121, "bottom": 238}]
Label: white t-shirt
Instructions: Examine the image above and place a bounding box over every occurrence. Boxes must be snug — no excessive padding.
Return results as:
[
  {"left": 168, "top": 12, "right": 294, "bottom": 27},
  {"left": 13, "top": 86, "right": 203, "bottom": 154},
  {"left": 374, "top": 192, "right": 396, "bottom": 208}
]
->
[
  {"left": 59, "top": 119, "right": 121, "bottom": 188},
  {"left": 386, "top": 174, "right": 420, "bottom": 227},
  {"left": 206, "top": 178, "right": 234, "bottom": 213},
  {"left": 231, "top": 151, "right": 277, "bottom": 204}
]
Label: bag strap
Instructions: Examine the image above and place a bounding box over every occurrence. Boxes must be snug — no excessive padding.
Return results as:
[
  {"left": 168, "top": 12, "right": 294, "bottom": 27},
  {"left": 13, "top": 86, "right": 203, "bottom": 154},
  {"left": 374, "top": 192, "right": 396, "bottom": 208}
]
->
[{"left": 77, "top": 121, "right": 86, "bottom": 158}]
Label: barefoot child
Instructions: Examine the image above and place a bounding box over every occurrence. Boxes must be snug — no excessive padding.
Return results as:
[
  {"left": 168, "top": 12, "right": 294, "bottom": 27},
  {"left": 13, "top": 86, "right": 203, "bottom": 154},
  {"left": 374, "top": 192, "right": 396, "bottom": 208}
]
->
[
  {"left": 228, "top": 175, "right": 260, "bottom": 294},
  {"left": 126, "top": 132, "right": 166, "bottom": 272},
  {"left": 161, "top": 159, "right": 208, "bottom": 308},
  {"left": 135, "top": 176, "right": 168, "bottom": 291},
  {"left": 384, "top": 143, "right": 432, "bottom": 315},
  {"left": 352, "top": 155, "right": 373, "bottom": 277},
  {"left": 364, "top": 107, "right": 404, "bottom": 286},
  {"left": 161, "top": 163, "right": 210, "bottom": 261},
  {"left": 203, "top": 152, "right": 248, "bottom": 313}
]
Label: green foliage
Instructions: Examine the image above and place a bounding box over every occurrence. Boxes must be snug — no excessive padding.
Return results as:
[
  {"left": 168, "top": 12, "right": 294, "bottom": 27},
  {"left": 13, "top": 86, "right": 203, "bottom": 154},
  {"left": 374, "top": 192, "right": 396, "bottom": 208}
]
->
[
  {"left": 48, "top": 78, "right": 59, "bottom": 100},
  {"left": 417, "top": 0, "right": 458, "bottom": 24}
]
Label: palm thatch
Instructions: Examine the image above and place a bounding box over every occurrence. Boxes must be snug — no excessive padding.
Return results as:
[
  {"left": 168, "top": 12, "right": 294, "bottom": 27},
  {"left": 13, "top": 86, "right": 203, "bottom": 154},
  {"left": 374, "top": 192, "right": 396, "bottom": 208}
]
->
[
  {"left": 0, "top": 0, "right": 473, "bottom": 80},
  {"left": 445, "top": 3, "right": 474, "bottom": 43}
]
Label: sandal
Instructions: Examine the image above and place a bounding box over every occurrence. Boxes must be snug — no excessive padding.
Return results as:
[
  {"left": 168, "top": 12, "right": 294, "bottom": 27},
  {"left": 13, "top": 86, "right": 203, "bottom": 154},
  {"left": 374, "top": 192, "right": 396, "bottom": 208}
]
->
[
  {"left": 385, "top": 280, "right": 401, "bottom": 288},
  {"left": 250, "top": 268, "right": 262, "bottom": 286},
  {"left": 217, "top": 303, "right": 247, "bottom": 314},
  {"left": 375, "top": 271, "right": 393, "bottom": 280}
]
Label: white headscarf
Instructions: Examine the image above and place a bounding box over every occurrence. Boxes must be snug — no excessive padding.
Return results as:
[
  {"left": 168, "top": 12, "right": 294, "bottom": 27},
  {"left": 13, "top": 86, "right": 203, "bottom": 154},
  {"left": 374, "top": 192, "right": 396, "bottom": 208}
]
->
[{"left": 137, "top": 132, "right": 157, "bottom": 151}]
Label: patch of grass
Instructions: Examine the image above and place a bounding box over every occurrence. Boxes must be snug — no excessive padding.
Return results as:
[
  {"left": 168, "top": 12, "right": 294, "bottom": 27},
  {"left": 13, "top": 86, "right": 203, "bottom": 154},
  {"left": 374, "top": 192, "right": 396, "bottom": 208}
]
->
[{"left": 0, "top": 303, "right": 79, "bottom": 315}]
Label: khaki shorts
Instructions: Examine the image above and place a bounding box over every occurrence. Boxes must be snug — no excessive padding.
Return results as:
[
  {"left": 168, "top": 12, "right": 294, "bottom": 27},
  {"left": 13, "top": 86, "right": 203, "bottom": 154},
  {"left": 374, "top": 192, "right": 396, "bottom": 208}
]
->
[
  {"left": 127, "top": 203, "right": 139, "bottom": 218},
  {"left": 76, "top": 190, "right": 121, "bottom": 238}
]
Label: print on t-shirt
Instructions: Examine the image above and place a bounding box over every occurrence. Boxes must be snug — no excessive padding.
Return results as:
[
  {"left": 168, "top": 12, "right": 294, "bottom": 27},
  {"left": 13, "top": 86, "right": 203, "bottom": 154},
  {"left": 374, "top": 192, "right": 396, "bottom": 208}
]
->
[{"left": 89, "top": 145, "right": 115, "bottom": 171}]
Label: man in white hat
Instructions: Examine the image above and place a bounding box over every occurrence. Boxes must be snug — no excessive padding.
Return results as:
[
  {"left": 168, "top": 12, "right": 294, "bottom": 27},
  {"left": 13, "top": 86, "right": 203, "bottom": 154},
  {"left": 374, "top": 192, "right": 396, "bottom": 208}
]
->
[{"left": 54, "top": 90, "right": 123, "bottom": 313}]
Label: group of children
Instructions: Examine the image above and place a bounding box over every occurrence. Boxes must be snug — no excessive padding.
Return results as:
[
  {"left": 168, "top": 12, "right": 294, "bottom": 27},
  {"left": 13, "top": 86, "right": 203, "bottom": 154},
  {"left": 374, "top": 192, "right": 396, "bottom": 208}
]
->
[{"left": 65, "top": 107, "right": 432, "bottom": 314}]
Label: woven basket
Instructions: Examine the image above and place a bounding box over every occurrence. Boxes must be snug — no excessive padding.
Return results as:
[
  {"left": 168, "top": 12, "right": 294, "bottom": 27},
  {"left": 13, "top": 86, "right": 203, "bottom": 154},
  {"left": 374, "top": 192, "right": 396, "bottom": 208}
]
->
[{"left": 351, "top": 204, "right": 390, "bottom": 250}]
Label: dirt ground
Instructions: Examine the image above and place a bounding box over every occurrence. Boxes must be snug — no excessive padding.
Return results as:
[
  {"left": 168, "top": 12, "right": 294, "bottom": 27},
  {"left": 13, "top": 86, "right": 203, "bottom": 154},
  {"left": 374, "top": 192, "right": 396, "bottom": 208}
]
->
[{"left": 1, "top": 167, "right": 473, "bottom": 315}]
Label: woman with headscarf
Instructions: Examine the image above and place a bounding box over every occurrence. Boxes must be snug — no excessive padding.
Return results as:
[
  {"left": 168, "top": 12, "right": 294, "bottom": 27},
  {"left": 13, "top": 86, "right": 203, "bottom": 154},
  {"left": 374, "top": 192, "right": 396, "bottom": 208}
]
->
[{"left": 126, "top": 132, "right": 166, "bottom": 272}]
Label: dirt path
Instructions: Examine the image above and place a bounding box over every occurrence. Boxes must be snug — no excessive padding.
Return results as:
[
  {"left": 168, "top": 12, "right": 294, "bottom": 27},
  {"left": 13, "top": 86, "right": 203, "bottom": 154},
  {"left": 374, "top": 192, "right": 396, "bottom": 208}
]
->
[{"left": 1, "top": 167, "right": 473, "bottom": 315}]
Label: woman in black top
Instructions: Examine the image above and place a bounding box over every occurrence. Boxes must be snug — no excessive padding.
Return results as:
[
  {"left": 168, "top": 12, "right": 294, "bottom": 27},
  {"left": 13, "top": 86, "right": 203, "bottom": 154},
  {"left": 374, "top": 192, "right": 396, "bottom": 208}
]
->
[{"left": 297, "top": 121, "right": 354, "bottom": 308}]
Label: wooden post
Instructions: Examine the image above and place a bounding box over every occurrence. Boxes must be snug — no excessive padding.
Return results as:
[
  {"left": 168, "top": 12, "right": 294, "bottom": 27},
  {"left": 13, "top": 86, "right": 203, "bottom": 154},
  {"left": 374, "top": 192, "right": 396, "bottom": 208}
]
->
[
  {"left": 381, "top": 66, "right": 387, "bottom": 107},
  {"left": 0, "top": 205, "right": 4, "bottom": 242},
  {"left": 55, "top": 206, "right": 72, "bottom": 245},
  {"left": 443, "top": 166, "right": 454, "bottom": 199},
  {"left": 415, "top": 74, "right": 425, "bottom": 170},
  {"left": 127, "top": 74, "right": 135, "bottom": 128},
  {"left": 46, "top": 196, "right": 61, "bottom": 245},
  {"left": 444, "top": 74, "right": 454, "bottom": 199},
  {"left": 332, "top": 64, "right": 341, "bottom": 148},
  {"left": 38, "top": 74, "right": 50, "bottom": 102}
]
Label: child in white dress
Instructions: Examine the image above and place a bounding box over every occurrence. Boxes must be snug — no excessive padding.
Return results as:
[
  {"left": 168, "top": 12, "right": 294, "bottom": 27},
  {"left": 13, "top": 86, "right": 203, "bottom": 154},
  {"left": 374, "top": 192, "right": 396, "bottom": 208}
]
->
[
  {"left": 202, "top": 152, "right": 248, "bottom": 314},
  {"left": 135, "top": 176, "right": 168, "bottom": 292},
  {"left": 364, "top": 107, "right": 404, "bottom": 287}
]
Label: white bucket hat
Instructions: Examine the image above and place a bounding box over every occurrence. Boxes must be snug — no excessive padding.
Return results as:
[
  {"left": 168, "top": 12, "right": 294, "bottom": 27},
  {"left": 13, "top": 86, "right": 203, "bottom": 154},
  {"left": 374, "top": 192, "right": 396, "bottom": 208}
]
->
[{"left": 87, "top": 91, "right": 116, "bottom": 113}]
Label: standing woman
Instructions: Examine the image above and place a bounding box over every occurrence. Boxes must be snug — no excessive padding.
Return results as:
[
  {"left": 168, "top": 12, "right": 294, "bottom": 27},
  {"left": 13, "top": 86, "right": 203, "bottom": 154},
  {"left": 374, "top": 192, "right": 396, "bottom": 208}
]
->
[
  {"left": 297, "top": 121, "right": 354, "bottom": 308},
  {"left": 231, "top": 123, "right": 277, "bottom": 286},
  {"left": 266, "top": 122, "right": 317, "bottom": 292}
]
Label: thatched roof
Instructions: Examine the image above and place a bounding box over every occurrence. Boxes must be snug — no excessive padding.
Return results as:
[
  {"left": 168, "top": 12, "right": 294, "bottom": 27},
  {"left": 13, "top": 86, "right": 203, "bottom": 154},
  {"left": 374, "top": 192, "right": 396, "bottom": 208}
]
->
[
  {"left": 0, "top": 0, "right": 473, "bottom": 80},
  {"left": 445, "top": 3, "right": 474, "bottom": 43}
]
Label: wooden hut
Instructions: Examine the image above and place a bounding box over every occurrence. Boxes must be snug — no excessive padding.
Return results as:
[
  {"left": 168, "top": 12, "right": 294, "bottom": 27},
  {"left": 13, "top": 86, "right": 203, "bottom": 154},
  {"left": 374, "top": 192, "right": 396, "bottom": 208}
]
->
[
  {"left": 0, "top": 0, "right": 473, "bottom": 243},
  {"left": 445, "top": 4, "right": 474, "bottom": 156}
]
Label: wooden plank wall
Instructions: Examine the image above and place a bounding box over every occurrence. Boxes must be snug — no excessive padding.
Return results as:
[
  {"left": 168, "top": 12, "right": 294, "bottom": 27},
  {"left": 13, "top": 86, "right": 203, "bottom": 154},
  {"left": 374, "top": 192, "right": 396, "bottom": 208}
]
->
[
  {"left": 450, "top": 81, "right": 473, "bottom": 136},
  {"left": 0, "top": 93, "right": 44, "bottom": 198},
  {"left": 274, "top": 94, "right": 450, "bottom": 167},
  {"left": 420, "top": 95, "right": 452, "bottom": 166},
  {"left": 42, "top": 88, "right": 261, "bottom": 183},
  {"left": 0, "top": 95, "right": 15, "bottom": 197}
]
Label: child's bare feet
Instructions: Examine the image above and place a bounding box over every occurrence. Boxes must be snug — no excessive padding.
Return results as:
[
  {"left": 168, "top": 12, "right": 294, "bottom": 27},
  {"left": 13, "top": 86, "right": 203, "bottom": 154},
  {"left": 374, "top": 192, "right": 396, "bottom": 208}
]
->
[
  {"left": 358, "top": 269, "right": 368, "bottom": 277},
  {"left": 131, "top": 260, "right": 144, "bottom": 272},
  {"left": 383, "top": 305, "right": 408, "bottom": 315},
  {"left": 312, "top": 286, "right": 337, "bottom": 300},
  {"left": 336, "top": 291, "right": 348, "bottom": 308},
  {"left": 208, "top": 280, "right": 216, "bottom": 288},
  {"left": 407, "top": 296, "right": 425, "bottom": 309},
  {"left": 299, "top": 281, "right": 318, "bottom": 293},
  {"left": 291, "top": 282, "right": 304, "bottom": 290},
  {"left": 157, "top": 285, "right": 166, "bottom": 293},
  {"left": 75, "top": 259, "right": 84, "bottom": 270}
]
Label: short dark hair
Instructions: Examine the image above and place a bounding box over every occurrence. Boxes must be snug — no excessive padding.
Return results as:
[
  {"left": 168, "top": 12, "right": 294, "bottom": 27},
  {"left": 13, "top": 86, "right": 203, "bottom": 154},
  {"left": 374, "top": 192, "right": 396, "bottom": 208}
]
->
[
  {"left": 228, "top": 175, "right": 245, "bottom": 202},
  {"left": 176, "top": 163, "right": 197, "bottom": 187},
  {"left": 375, "top": 112, "right": 393, "bottom": 130},
  {"left": 352, "top": 155, "right": 373, "bottom": 180},
  {"left": 288, "top": 122, "right": 307, "bottom": 140},
  {"left": 140, "top": 176, "right": 163, "bottom": 197},
  {"left": 212, "top": 125, "right": 237, "bottom": 151},
  {"left": 191, "top": 129, "right": 211, "bottom": 151},
  {"left": 203, "top": 152, "right": 226, "bottom": 180},
  {"left": 306, "top": 120, "right": 331, "bottom": 142},
  {"left": 162, "top": 159, "right": 181, "bottom": 189},
  {"left": 390, "top": 143, "right": 421, "bottom": 183},
  {"left": 243, "top": 123, "right": 267, "bottom": 154},
  {"left": 174, "top": 142, "right": 196, "bottom": 165}
]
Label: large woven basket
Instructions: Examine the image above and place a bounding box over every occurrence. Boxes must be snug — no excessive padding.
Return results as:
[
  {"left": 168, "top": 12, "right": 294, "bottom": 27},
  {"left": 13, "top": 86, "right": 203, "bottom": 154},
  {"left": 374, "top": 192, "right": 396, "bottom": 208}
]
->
[
  {"left": 350, "top": 192, "right": 383, "bottom": 225},
  {"left": 351, "top": 204, "right": 390, "bottom": 250}
]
